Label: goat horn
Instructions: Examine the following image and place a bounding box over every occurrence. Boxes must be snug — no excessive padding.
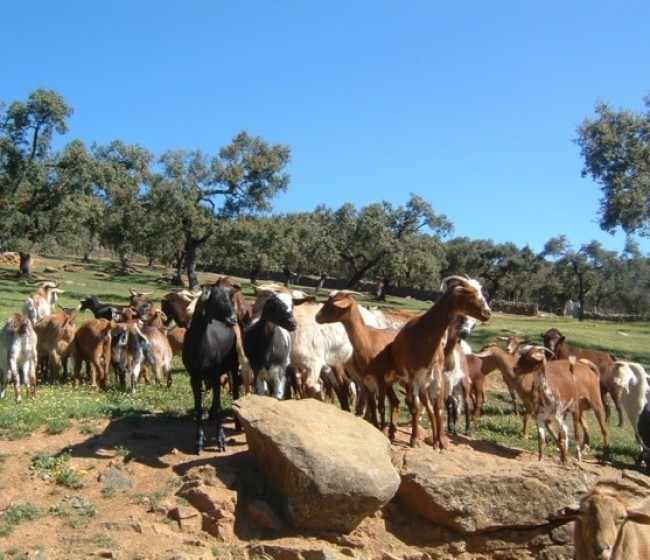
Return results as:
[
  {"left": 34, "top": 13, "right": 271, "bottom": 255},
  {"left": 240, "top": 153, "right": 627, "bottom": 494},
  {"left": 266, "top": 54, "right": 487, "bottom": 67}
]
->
[{"left": 440, "top": 275, "right": 469, "bottom": 291}]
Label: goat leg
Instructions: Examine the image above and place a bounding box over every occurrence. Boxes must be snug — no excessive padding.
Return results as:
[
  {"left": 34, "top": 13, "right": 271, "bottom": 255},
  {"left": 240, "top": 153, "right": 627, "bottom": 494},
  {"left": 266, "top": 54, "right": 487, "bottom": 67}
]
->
[
  {"left": 191, "top": 378, "right": 205, "bottom": 454},
  {"left": 207, "top": 384, "right": 226, "bottom": 452}
]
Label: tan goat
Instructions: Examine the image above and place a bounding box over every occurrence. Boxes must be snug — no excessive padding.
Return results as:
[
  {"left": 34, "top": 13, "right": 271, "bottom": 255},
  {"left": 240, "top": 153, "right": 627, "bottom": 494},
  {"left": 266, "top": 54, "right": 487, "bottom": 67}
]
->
[{"left": 572, "top": 485, "right": 650, "bottom": 560}]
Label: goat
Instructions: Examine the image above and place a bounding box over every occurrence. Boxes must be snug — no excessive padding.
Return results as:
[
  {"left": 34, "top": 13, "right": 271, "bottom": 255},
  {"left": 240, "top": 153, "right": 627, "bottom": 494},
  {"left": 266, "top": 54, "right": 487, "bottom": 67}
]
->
[
  {"left": 474, "top": 343, "right": 527, "bottom": 421},
  {"left": 572, "top": 485, "right": 650, "bottom": 560},
  {"left": 131, "top": 328, "right": 170, "bottom": 393},
  {"left": 252, "top": 283, "right": 365, "bottom": 408},
  {"left": 128, "top": 288, "right": 154, "bottom": 317},
  {"left": 443, "top": 314, "right": 474, "bottom": 436},
  {"left": 609, "top": 361, "right": 650, "bottom": 465},
  {"left": 379, "top": 275, "right": 491, "bottom": 449},
  {"left": 465, "top": 353, "right": 489, "bottom": 421},
  {"left": 513, "top": 346, "right": 609, "bottom": 464},
  {"left": 541, "top": 327, "right": 621, "bottom": 427},
  {"left": 160, "top": 290, "right": 196, "bottom": 328},
  {"left": 314, "top": 290, "right": 401, "bottom": 432},
  {"left": 244, "top": 291, "right": 299, "bottom": 399},
  {"left": 79, "top": 295, "right": 136, "bottom": 323},
  {"left": 34, "top": 308, "right": 78, "bottom": 383},
  {"left": 23, "top": 281, "right": 64, "bottom": 325},
  {"left": 167, "top": 326, "right": 186, "bottom": 357},
  {"left": 0, "top": 314, "right": 38, "bottom": 402},
  {"left": 182, "top": 284, "right": 239, "bottom": 454},
  {"left": 68, "top": 318, "right": 113, "bottom": 389},
  {"left": 637, "top": 403, "right": 650, "bottom": 469}
]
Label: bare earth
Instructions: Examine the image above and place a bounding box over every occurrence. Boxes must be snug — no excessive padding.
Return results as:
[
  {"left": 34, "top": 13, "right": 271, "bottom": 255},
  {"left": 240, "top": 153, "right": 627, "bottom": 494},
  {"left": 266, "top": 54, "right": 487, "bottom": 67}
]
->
[{"left": 0, "top": 381, "right": 618, "bottom": 560}]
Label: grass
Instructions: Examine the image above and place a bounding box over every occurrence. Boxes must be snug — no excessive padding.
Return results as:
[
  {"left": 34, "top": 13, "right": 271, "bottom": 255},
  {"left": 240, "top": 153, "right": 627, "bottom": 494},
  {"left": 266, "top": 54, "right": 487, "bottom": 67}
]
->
[
  {"left": 0, "top": 254, "right": 645, "bottom": 468},
  {"left": 0, "top": 503, "right": 40, "bottom": 536}
]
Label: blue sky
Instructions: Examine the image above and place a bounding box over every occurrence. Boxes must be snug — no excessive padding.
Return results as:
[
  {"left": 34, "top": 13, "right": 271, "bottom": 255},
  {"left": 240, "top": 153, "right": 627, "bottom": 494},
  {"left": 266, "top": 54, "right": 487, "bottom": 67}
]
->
[{"left": 4, "top": 1, "right": 650, "bottom": 254}]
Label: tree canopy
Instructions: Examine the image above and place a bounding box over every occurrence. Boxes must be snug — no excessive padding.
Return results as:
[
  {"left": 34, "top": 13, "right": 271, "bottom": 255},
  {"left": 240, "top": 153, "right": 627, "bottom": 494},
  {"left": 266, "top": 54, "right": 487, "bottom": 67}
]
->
[{"left": 576, "top": 96, "right": 650, "bottom": 238}]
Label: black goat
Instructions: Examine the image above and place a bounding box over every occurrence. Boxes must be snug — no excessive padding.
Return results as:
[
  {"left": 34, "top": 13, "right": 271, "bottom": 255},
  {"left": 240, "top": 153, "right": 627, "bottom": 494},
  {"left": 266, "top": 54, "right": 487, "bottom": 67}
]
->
[
  {"left": 79, "top": 295, "right": 136, "bottom": 323},
  {"left": 182, "top": 285, "right": 239, "bottom": 454}
]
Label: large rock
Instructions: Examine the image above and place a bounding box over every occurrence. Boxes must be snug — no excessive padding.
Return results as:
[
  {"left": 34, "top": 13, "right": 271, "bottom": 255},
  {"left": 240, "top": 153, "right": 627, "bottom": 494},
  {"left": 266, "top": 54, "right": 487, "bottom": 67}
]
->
[
  {"left": 396, "top": 441, "right": 600, "bottom": 534},
  {"left": 233, "top": 395, "right": 400, "bottom": 533}
]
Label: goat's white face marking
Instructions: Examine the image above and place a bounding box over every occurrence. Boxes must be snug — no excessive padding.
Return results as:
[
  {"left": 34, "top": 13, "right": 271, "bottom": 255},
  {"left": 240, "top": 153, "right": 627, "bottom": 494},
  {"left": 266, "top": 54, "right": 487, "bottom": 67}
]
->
[{"left": 276, "top": 292, "right": 294, "bottom": 313}]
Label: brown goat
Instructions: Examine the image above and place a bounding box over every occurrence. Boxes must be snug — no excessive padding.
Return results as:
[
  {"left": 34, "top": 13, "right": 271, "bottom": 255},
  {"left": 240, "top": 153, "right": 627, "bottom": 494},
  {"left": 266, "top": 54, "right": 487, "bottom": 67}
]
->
[
  {"left": 380, "top": 275, "right": 491, "bottom": 449},
  {"left": 474, "top": 343, "right": 530, "bottom": 424},
  {"left": 34, "top": 308, "right": 78, "bottom": 383},
  {"left": 315, "top": 290, "right": 401, "bottom": 433},
  {"left": 69, "top": 318, "right": 113, "bottom": 389},
  {"left": 513, "top": 346, "right": 609, "bottom": 464},
  {"left": 166, "top": 326, "right": 186, "bottom": 357}
]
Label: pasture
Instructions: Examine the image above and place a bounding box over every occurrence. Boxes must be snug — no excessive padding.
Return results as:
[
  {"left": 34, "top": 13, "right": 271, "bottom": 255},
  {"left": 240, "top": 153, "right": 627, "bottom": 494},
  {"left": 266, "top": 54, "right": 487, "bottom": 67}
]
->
[{"left": 0, "top": 254, "right": 645, "bottom": 466}]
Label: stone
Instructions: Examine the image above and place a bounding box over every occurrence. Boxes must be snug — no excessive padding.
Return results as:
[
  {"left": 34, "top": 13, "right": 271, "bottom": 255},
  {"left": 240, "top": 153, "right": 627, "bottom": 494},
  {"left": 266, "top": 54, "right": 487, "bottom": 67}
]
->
[
  {"left": 234, "top": 395, "right": 400, "bottom": 533},
  {"left": 397, "top": 444, "right": 598, "bottom": 534}
]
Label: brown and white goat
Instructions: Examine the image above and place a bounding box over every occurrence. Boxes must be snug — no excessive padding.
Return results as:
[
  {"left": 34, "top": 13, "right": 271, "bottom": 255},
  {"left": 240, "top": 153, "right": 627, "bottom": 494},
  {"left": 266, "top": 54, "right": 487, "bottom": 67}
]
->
[
  {"left": 572, "top": 485, "right": 650, "bottom": 560},
  {"left": 68, "top": 318, "right": 113, "bottom": 389},
  {"left": 541, "top": 327, "right": 621, "bottom": 427},
  {"left": 380, "top": 275, "right": 491, "bottom": 449},
  {"left": 315, "top": 290, "right": 401, "bottom": 432},
  {"left": 23, "top": 281, "right": 64, "bottom": 325},
  {"left": 513, "top": 346, "right": 609, "bottom": 464},
  {"left": 0, "top": 314, "right": 38, "bottom": 402}
]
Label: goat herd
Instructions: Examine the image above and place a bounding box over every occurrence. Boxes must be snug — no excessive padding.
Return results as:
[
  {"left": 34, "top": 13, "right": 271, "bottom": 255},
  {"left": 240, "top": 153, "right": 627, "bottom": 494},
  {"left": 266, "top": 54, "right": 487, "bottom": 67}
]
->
[{"left": 1, "top": 275, "right": 650, "bottom": 556}]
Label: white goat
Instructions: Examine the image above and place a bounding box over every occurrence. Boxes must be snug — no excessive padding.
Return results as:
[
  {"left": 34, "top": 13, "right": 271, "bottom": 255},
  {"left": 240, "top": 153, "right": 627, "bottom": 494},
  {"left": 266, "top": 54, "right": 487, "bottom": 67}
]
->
[
  {"left": 610, "top": 360, "right": 650, "bottom": 463},
  {"left": 0, "top": 314, "right": 38, "bottom": 402},
  {"left": 23, "top": 281, "right": 64, "bottom": 325}
]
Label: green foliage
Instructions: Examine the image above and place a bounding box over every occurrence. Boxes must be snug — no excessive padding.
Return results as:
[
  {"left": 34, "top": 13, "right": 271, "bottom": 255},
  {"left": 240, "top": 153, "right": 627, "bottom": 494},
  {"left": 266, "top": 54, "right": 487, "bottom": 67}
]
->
[
  {"left": 577, "top": 95, "right": 650, "bottom": 237},
  {"left": 49, "top": 495, "right": 98, "bottom": 528},
  {"left": 0, "top": 503, "right": 40, "bottom": 536}
]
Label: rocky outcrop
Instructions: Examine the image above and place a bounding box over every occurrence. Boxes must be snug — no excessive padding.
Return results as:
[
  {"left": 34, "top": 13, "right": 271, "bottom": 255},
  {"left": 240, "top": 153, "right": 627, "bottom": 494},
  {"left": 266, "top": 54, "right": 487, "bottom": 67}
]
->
[
  {"left": 395, "top": 442, "right": 597, "bottom": 534},
  {"left": 233, "top": 395, "right": 401, "bottom": 532},
  {"left": 166, "top": 397, "right": 650, "bottom": 559}
]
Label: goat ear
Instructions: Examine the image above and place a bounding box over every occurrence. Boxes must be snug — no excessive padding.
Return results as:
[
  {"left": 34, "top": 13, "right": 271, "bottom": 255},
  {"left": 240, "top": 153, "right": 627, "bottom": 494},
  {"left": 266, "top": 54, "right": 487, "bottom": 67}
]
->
[
  {"left": 552, "top": 504, "right": 581, "bottom": 520},
  {"left": 626, "top": 508, "right": 650, "bottom": 525}
]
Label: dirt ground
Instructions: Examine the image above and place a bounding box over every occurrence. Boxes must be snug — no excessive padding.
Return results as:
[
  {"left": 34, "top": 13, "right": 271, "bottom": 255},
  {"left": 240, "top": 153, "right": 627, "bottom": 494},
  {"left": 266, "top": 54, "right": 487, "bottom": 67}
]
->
[{"left": 0, "top": 377, "right": 618, "bottom": 560}]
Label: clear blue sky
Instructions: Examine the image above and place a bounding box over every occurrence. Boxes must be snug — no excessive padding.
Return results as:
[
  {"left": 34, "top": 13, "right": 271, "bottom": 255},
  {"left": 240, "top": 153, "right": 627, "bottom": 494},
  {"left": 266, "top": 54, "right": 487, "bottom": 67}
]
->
[{"left": 4, "top": 1, "right": 650, "bottom": 254}]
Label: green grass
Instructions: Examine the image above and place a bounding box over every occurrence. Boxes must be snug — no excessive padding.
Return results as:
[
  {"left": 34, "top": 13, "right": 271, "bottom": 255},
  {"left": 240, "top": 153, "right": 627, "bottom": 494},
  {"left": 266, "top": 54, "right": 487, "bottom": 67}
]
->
[
  {"left": 0, "top": 503, "right": 40, "bottom": 536},
  {"left": 0, "top": 254, "right": 645, "bottom": 468}
]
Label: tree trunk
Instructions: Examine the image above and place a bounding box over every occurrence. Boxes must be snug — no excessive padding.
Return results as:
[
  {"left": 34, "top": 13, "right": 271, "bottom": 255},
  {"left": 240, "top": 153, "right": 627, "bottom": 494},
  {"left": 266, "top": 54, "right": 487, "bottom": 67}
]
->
[
  {"left": 282, "top": 266, "right": 293, "bottom": 287},
  {"left": 250, "top": 265, "right": 261, "bottom": 286},
  {"left": 375, "top": 279, "right": 388, "bottom": 301},
  {"left": 316, "top": 273, "right": 328, "bottom": 294},
  {"left": 19, "top": 252, "right": 32, "bottom": 278},
  {"left": 185, "top": 240, "right": 199, "bottom": 290},
  {"left": 172, "top": 251, "right": 185, "bottom": 286},
  {"left": 118, "top": 251, "right": 130, "bottom": 275}
]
